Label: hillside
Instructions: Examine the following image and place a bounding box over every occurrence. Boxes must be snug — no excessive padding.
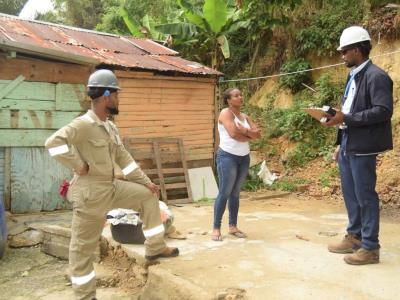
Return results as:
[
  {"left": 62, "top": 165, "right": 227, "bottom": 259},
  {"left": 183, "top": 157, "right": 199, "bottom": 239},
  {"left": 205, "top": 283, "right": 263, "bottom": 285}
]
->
[{"left": 233, "top": 5, "right": 400, "bottom": 217}]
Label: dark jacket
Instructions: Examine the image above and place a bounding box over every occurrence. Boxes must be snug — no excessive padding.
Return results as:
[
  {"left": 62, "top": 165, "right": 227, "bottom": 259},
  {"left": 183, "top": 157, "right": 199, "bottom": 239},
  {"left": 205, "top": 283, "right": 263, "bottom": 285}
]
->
[{"left": 336, "top": 60, "right": 393, "bottom": 154}]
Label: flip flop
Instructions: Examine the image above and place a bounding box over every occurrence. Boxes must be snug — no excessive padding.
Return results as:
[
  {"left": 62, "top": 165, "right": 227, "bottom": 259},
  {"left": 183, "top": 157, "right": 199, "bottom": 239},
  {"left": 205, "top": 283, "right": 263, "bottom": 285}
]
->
[
  {"left": 211, "top": 234, "right": 223, "bottom": 241},
  {"left": 229, "top": 231, "right": 247, "bottom": 238}
]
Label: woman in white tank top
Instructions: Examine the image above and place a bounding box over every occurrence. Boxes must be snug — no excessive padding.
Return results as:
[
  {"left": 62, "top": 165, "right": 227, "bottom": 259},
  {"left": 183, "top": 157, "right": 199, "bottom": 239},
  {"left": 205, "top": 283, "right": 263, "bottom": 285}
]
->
[{"left": 212, "top": 88, "right": 261, "bottom": 241}]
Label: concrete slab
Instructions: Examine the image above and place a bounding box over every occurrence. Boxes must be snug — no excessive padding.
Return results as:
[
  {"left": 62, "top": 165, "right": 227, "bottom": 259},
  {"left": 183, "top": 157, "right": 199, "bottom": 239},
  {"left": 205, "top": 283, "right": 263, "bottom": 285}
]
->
[
  {"left": 102, "top": 197, "right": 400, "bottom": 300},
  {"left": 188, "top": 167, "right": 218, "bottom": 201}
]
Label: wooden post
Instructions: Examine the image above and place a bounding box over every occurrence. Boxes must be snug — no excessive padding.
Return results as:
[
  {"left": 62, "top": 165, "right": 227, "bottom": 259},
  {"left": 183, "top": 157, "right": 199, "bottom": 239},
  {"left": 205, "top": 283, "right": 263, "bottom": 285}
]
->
[
  {"left": 178, "top": 139, "right": 193, "bottom": 203},
  {"left": 213, "top": 79, "right": 221, "bottom": 168},
  {"left": 153, "top": 140, "right": 168, "bottom": 202},
  {"left": 4, "top": 148, "right": 11, "bottom": 211}
]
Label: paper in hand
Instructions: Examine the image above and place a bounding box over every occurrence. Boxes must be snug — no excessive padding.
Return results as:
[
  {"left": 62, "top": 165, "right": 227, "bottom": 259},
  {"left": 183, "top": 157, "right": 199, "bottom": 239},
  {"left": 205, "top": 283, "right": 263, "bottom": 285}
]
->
[{"left": 303, "top": 106, "right": 336, "bottom": 123}]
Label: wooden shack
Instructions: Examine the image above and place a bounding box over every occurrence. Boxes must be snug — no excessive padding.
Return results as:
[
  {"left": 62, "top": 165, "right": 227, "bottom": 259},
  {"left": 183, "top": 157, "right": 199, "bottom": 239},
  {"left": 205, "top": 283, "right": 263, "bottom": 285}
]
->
[{"left": 0, "top": 13, "right": 220, "bottom": 213}]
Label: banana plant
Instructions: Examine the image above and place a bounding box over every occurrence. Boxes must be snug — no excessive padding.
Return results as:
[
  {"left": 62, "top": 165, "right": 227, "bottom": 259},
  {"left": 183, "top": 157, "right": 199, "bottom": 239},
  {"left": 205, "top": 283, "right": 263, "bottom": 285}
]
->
[
  {"left": 120, "top": 6, "right": 144, "bottom": 37},
  {"left": 120, "top": 7, "right": 168, "bottom": 42},
  {"left": 156, "top": 0, "right": 249, "bottom": 69}
]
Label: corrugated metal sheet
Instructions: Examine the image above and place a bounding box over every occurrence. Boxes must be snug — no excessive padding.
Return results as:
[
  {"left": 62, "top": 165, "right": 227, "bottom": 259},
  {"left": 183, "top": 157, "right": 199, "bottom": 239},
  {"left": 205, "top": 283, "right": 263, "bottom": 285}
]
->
[{"left": 0, "top": 13, "right": 221, "bottom": 76}]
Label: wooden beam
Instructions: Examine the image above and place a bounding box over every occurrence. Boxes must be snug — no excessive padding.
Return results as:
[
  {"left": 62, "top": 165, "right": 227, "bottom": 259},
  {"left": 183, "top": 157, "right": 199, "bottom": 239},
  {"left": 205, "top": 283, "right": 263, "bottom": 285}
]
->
[
  {"left": 0, "top": 38, "right": 99, "bottom": 65},
  {"left": 153, "top": 140, "right": 168, "bottom": 202},
  {"left": 165, "top": 182, "right": 187, "bottom": 189},
  {"left": 0, "top": 75, "right": 25, "bottom": 100},
  {"left": 4, "top": 148, "right": 11, "bottom": 210},
  {"left": 0, "top": 129, "right": 55, "bottom": 147},
  {"left": 0, "top": 56, "right": 92, "bottom": 84},
  {"left": 0, "top": 80, "right": 55, "bottom": 101},
  {"left": 179, "top": 138, "right": 193, "bottom": 202},
  {"left": 116, "top": 70, "right": 217, "bottom": 83},
  {"left": 0, "top": 110, "right": 81, "bottom": 129}
]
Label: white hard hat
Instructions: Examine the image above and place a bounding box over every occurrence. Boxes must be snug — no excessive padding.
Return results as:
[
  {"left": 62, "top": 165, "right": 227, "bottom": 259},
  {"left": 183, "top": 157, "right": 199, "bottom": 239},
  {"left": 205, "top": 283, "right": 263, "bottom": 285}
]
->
[
  {"left": 87, "top": 69, "right": 120, "bottom": 89},
  {"left": 337, "top": 26, "right": 371, "bottom": 51}
]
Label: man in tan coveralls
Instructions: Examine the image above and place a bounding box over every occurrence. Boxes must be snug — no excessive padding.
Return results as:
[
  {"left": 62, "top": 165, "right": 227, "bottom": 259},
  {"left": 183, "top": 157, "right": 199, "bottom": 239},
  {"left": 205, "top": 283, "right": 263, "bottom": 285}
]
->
[{"left": 45, "top": 69, "right": 179, "bottom": 300}]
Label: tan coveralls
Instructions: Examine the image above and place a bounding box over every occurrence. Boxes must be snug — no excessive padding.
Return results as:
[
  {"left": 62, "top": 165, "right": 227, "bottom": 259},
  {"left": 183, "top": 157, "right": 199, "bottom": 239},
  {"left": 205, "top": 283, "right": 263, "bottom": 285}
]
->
[{"left": 45, "top": 110, "right": 166, "bottom": 300}]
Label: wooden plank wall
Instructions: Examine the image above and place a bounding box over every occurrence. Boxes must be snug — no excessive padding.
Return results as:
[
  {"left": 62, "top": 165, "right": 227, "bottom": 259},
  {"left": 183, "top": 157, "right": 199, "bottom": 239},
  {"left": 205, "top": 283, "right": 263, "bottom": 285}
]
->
[
  {"left": 0, "top": 55, "right": 90, "bottom": 212},
  {"left": 11, "top": 148, "right": 72, "bottom": 213},
  {"left": 0, "top": 54, "right": 92, "bottom": 84},
  {"left": 0, "top": 148, "right": 4, "bottom": 209},
  {"left": 0, "top": 80, "right": 89, "bottom": 146},
  {"left": 115, "top": 71, "right": 217, "bottom": 163}
]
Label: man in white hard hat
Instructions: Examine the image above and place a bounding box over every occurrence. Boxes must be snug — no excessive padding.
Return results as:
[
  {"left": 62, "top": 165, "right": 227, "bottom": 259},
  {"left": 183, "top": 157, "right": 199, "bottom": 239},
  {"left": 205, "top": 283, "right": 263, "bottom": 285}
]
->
[
  {"left": 45, "top": 69, "right": 179, "bottom": 299},
  {"left": 323, "top": 26, "right": 393, "bottom": 265}
]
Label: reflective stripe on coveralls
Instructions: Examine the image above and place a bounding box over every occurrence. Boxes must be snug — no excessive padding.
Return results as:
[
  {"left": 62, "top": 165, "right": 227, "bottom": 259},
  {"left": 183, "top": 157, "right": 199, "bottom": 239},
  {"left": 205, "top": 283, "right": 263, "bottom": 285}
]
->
[
  {"left": 48, "top": 144, "right": 69, "bottom": 156},
  {"left": 143, "top": 224, "right": 165, "bottom": 238},
  {"left": 71, "top": 270, "right": 95, "bottom": 286},
  {"left": 122, "top": 161, "right": 138, "bottom": 175}
]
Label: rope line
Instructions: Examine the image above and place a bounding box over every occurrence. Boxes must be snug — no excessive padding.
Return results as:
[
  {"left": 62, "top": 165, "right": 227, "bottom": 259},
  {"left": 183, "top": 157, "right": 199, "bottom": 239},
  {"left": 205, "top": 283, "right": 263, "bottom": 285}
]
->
[{"left": 219, "top": 48, "right": 400, "bottom": 83}]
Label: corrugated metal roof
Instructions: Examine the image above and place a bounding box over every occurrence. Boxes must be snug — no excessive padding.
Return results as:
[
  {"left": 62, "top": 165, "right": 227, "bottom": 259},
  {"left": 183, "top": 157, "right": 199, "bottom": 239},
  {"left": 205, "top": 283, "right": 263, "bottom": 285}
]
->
[{"left": 0, "top": 13, "right": 221, "bottom": 76}]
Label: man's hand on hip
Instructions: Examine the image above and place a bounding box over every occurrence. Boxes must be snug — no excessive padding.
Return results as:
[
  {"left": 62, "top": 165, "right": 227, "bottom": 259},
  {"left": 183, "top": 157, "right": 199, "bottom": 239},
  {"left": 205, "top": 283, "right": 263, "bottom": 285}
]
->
[{"left": 74, "top": 162, "right": 89, "bottom": 176}]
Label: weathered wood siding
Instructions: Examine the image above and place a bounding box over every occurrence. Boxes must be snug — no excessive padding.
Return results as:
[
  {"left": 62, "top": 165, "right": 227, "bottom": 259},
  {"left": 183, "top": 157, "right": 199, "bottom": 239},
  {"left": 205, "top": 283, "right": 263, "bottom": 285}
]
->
[
  {"left": 115, "top": 71, "right": 216, "bottom": 163},
  {"left": 0, "top": 57, "right": 89, "bottom": 212},
  {"left": 0, "top": 78, "right": 88, "bottom": 147},
  {"left": 0, "top": 54, "right": 92, "bottom": 84},
  {"left": 0, "top": 148, "right": 4, "bottom": 208},
  {"left": 11, "top": 148, "right": 72, "bottom": 213}
]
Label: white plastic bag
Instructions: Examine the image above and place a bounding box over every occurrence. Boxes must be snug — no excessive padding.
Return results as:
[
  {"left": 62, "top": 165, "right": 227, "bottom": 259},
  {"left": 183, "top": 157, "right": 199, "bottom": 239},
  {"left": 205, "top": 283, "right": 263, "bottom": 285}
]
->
[
  {"left": 107, "top": 208, "right": 140, "bottom": 225},
  {"left": 257, "top": 160, "right": 278, "bottom": 186}
]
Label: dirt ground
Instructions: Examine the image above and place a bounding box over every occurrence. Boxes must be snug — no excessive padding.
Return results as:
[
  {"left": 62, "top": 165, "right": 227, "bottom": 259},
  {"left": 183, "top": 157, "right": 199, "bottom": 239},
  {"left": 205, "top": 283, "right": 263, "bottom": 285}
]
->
[
  {"left": 0, "top": 243, "right": 141, "bottom": 300},
  {"left": 265, "top": 152, "right": 400, "bottom": 221},
  {"left": 1, "top": 192, "right": 399, "bottom": 300}
]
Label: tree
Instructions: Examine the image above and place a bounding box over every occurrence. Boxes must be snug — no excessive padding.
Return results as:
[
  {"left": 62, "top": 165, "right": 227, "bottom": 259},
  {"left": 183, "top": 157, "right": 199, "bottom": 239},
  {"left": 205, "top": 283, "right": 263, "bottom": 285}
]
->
[
  {"left": 0, "top": 0, "right": 28, "bottom": 15},
  {"left": 45, "top": 0, "right": 105, "bottom": 29},
  {"left": 96, "top": 0, "right": 176, "bottom": 35},
  {"left": 155, "top": 0, "right": 248, "bottom": 69},
  {"left": 240, "top": 0, "right": 302, "bottom": 73}
]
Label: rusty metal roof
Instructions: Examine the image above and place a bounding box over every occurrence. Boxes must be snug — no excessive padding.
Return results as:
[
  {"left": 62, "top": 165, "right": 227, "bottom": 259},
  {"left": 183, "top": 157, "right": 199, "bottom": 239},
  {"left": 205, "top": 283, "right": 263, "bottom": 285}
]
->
[{"left": 0, "top": 13, "right": 221, "bottom": 76}]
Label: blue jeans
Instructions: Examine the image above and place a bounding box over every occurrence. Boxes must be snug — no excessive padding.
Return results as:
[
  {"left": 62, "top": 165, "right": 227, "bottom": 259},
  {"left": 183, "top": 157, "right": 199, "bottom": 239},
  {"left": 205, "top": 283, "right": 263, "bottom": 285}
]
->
[
  {"left": 213, "top": 148, "right": 250, "bottom": 229},
  {"left": 338, "top": 149, "right": 380, "bottom": 250}
]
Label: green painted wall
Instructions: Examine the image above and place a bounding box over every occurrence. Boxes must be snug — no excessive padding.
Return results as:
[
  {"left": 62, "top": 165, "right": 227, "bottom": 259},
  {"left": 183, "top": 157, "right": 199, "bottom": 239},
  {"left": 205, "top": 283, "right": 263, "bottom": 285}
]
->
[
  {"left": 11, "top": 148, "right": 72, "bottom": 213},
  {"left": 0, "top": 77, "right": 87, "bottom": 212},
  {"left": 0, "top": 148, "right": 4, "bottom": 209},
  {"left": 0, "top": 78, "right": 87, "bottom": 147}
]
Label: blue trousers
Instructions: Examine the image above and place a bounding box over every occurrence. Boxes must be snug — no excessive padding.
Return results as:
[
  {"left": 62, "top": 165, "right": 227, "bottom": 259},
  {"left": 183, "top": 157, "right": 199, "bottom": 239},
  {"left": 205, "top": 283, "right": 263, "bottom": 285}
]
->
[
  {"left": 213, "top": 148, "right": 250, "bottom": 229},
  {"left": 338, "top": 149, "right": 380, "bottom": 250}
]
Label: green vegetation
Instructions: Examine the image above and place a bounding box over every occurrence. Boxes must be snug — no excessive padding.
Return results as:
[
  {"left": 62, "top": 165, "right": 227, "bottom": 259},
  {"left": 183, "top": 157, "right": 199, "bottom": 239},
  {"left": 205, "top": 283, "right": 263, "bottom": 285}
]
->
[
  {"left": 295, "top": 1, "right": 364, "bottom": 56},
  {"left": 270, "top": 177, "right": 310, "bottom": 192},
  {"left": 242, "top": 74, "right": 344, "bottom": 170},
  {"left": 242, "top": 164, "right": 264, "bottom": 192},
  {"left": 0, "top": 0, "right": 28, "bottom": 15},
  {"left": 196, "top": 197, "right": 215, "bottom": 205},
  {"left": 319, "top": 166, "right": 339, "bottom": 188},
  {"left": 279, "top": 58, "right": 312, "bottom": 93}
]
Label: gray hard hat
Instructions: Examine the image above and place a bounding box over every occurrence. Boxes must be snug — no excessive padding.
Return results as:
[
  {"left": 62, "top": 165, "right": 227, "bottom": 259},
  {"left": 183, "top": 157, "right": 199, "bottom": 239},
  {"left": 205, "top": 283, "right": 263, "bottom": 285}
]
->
[{"left": 87, "top": 69, "right": 120, "bottom": 89}]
